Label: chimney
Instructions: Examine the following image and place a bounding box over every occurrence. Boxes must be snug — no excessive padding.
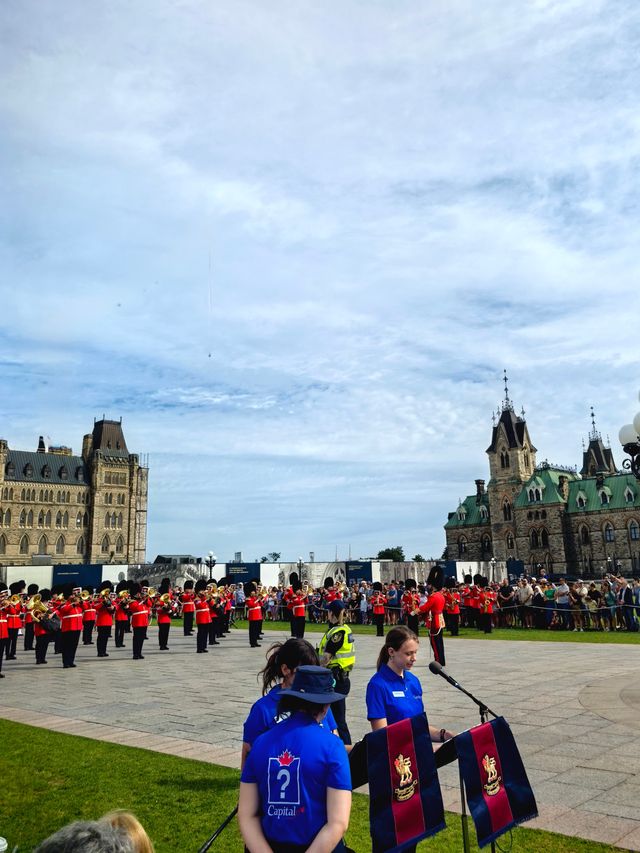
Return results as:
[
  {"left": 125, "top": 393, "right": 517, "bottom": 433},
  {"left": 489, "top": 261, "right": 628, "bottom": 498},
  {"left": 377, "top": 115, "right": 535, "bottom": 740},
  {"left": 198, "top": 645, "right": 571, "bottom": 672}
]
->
[{"left": 475, "top": 479, "right": 485, "bottom": 504}]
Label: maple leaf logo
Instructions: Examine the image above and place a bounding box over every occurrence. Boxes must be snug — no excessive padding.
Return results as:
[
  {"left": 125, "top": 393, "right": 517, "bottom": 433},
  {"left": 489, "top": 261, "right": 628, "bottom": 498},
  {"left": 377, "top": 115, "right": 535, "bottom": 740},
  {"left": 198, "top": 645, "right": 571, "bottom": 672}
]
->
[{"left": 278, "top": 750, "right": 295, "bottom": 766}]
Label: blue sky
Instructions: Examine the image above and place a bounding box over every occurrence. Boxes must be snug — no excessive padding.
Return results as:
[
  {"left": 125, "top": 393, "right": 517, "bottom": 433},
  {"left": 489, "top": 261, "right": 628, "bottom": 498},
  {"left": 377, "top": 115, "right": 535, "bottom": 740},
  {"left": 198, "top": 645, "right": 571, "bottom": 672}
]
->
[{"left": 2, "top": 0, "right": 640, "bottom": 562}]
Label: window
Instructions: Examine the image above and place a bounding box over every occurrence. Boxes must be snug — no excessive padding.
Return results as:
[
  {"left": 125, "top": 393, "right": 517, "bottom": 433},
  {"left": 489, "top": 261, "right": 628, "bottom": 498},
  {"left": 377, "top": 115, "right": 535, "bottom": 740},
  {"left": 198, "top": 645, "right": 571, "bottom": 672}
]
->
[
  {"left": 115, "top": 535, "right": 124, "bottom": 554},
  {"left": 42, "top": 465, "right": 51, "bottom": 479},
  {"left": 528, "top": 489, "right": 534, "bottom": 501},
  {"left": 37, "top": 535, "right": 47, "bottom": 555},
  {"left": 24, "top": 463, "right": 33, "bottom": 477},
  {"left": 59, "top": 467, "right": 68, "bottom": 480},
  {"left": 630, "top": 520, "right": 640, "bottom": 541},
  {"left": 502, "top": 500, "right": 512, "bottom": 521},
  {"left": 56, "top": 535, "right": 65, "bottom": 555},
  {"left": 481, "top": 535, "right": 492, "bottom": 554},
  {"left": 458, "top": 537, "right": 467, "bottom": 556},
  {"left": 45, "top": 510, "right": 51, "bottom": 528},
  {"left": 506, "top": 532, "right": 515, "bottom": 550},
  {"left": 541, "top": 510, "right": 547, "bottom": 519},
  {"left": 580, "top": 526, "right": 590, "bottom": 545},
  {"left": 604, "top": 523, "right": 615, "bottom": 543},
  {"left": 479, "top": 506, "right": 488, "bottom": 521},
  {"left": 117, "top": 512, "right": 123, "bottom": 529},
  {"left": 83, "top": 512, "right": 89, "bottom": 527},
  {"left": 625, "top": 487, "right": 635, "bottom": 504},
  {"left": 56, "top": 511, "right": 62, "bottom": 529},
  {"left": 105, "top": 473, "right": 112, "bottom": 485},
  {"left": 5, "top": 509, "right": 11, "bottom": 526},
  {"left": 19, "top": 534, "right": 29, "bottom": 554},
  {"left": 76, "top": 536, "right": 85, "bottom": 555},
  {"left": 457, "top": 506, "right": 467, "bottom": 521},
  {"left": 104, "top": 512, "right": 110, "bottom": 529},
  {"left": 0, "top": 509, "right": 3, "bottom": 528},
  {"left": 530, "top": 529, "right": 539, "bottom": 549},
  {"left": 21, "top": 488, "right": 25, "bottom": 501},
  {"left": 20, "top": 509, "right": 26, "bottom": 527},
  {"left": 600, "top": 490, "right": 609, "bottom": 506},
  {"left": 63, "top": 511, "right": 68, "bottom": 529},
  {"left": 541, "top": 528, "right": 549, "bottom": 548},
  {"left": 40, "top": 489, "right": 44, "bottom": 502},
  {"left": 75, "top": 466, "right": 84, "bottom": 482},
  {"left": 76, "top": 512, "right": 82, "bottom": 528},
  {"left": 0, "top": 534, "right": 5, "bottom": 555},
  {"left": 101, "top": 535, "right": 110, "bottom": 554},
  {"left": 5, "top": 462, "right": 15, "bottom": 477},
  {"left": 27, "top": 509, "right": 33, "bottom": 527},
  {"left": 111, "top": 511, "right": 117, "bottom": 528}
]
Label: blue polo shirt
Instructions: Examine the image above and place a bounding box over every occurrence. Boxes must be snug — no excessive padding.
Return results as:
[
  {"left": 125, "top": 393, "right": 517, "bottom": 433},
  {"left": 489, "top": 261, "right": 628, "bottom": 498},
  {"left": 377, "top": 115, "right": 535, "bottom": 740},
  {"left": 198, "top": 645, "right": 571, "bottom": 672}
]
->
[
  {"left": 365, "top": 664, "right": 424, "bottom": 724},
  {"left": 243, "top": 685, "right": 337, "bottom": 746},
  {"left": 241, "top": 711, "right": 351, "bottom": 847}
]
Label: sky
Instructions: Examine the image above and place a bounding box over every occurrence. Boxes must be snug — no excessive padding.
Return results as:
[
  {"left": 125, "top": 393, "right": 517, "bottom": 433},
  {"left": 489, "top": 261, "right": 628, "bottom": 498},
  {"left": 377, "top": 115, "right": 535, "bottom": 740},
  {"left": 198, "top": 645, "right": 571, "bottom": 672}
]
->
[{"left": 2, "top": 0, "right": 640, "bottom": 564}]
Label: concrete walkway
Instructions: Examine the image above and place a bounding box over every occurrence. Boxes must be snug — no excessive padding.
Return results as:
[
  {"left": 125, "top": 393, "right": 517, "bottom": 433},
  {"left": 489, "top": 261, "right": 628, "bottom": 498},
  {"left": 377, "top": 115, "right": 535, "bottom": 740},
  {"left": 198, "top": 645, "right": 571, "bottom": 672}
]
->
[{"left": 1, "top": 625, "right": 640, "bottom": 849}]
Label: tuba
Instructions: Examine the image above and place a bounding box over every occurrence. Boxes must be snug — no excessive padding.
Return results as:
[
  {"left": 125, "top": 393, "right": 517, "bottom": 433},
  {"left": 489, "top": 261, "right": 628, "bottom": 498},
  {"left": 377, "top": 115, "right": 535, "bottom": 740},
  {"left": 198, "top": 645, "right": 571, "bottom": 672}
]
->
[{"left": 27, "top": 594, "right": 43, "bottom": 610}]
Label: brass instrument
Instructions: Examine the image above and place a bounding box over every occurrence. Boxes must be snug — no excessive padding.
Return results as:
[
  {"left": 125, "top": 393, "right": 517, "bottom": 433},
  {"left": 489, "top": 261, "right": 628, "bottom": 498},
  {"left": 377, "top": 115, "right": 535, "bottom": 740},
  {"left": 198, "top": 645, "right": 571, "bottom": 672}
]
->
[
  {"left": 81, "top": 591, "right": 91, "bottom": 601},
  {"left": 147, "top": 587, "right": 157, "bottom": 598},
  {"left": 118, "top": 590, "right": 130, "bottom": 601},
  {"left": 30, "top": 600, "right": 49, "bottom": 622},
  {"left": 27, "top": 594, "right": 43, "bottom": 611},
  {"left": 159, "top": 593, "right": 171, "bottom": 604},
  {"left": 9, "top": 594, "right": 21, "bottom": 606}
]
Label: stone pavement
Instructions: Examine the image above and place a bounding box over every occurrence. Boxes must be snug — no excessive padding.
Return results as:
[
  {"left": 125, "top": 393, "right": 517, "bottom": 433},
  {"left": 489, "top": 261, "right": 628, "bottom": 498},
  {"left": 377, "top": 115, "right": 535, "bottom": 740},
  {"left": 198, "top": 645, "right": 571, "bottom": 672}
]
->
[{"left": 2, "top": 625, "right": 640, "bottom": 850}]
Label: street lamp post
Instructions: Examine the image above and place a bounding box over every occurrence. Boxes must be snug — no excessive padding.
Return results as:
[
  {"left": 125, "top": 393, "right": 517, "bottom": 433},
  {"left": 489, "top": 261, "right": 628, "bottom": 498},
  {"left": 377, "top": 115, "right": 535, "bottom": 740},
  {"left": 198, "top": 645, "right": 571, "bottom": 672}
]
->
[
  {"left": 205, "top": 551, "right": 217, "bottom": 582},
  {"left": 297, "top": 557, "right": 304, "bottom": 586},
  {"left": 489, "top": 556, "right": 496, "bottom": 583},
  {"left": 618, "top": 395, "right": 640, "bottom": 481}
]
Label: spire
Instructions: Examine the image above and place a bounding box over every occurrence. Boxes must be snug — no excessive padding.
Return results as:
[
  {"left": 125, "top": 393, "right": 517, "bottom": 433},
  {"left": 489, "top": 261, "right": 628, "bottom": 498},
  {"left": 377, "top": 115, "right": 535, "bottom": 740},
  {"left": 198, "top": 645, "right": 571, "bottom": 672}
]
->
[
  {"left": 589, "top": 406, "right": 601, "bottom": 442},
  {"left": 520, "top": 406, "right": 526, "bottom": 420},
  {"left": 501, "top": 369, "right": 513, "bottom": 412}
]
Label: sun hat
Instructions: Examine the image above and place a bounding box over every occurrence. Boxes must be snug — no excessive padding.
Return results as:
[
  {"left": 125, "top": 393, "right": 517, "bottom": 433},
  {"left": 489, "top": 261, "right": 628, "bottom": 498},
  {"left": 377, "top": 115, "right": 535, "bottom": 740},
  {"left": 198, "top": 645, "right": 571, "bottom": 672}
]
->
[
  {"left": 328, "top": 600, "right": 345, "bottom": 615},
  {"left": 279, "top": 665, "right": 344, "bottom": 704}
]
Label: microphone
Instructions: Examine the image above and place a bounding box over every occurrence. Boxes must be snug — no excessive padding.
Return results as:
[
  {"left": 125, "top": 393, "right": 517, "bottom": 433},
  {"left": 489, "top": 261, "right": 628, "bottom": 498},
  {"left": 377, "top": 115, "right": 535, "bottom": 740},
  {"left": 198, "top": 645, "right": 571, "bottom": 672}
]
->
[{"left": 428, "top": 660, "right": 461, "bottom": 689}]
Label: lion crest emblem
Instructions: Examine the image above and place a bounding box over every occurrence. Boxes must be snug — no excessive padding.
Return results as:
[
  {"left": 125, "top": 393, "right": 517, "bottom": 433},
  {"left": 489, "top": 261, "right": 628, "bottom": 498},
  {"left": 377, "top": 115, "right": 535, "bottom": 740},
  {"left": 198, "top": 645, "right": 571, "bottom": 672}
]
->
[
  {"left": 482, "top": 753, "right": 501, "bottom": 796},
  {"left": 393, "top": 753, "right": 417, "bottom": 801}
]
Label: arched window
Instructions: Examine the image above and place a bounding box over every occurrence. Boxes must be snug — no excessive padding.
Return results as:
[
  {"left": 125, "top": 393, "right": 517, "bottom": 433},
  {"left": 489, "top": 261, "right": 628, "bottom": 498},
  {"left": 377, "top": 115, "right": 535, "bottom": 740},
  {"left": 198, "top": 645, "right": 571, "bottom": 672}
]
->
[
  {"left": 75, "top": 466, "right": 84, "bottom": 482},
  {"left": 0, "top": 509, "right": 3, "bottom": 528},
  {"left": 629, "top": 520, "right": 640, "bottom": 541},
  {"left": 625, "top": 487, "right": 634, "bottom": 504},
  {"left": 62, "top": 511, "right": 68, "bottom": 528},
  {"left": 45, "top": 510, "right": 52, "bottom": 528},
  {"left": 56, "top": 491, "right": 61, "bottom": 503},
  {"left": 104, "top": 512, "right": 110, "bottom": 528},
  {"left": 541, "top": 528, "right": 549, "bottom": 548},
  {"left": 479, "top": 506, "right": 488, "bottom": 521},
  {"left": 4, "top": 509, "right": 10, "bottom": 527},
  {"left": 604, "top": 523, "right": 615, "bottom": 543},
  {"left": 534, "top": 488, "right": 541, "bottom": 501},
  {"left": 530, "top": 529, "right": 539, "bottom": 549},
  {"left": 457, "top": 506, "right": 467, "bottom": 521},
  {"left": 59, "top": 467, "right": 68, "bottom": 480},
  {"left": 19, "top": 509, "right": 26, "bottom": 527},
  {"left": 24, "top": 463, "right": 33, "bottom": 477},
  {"left": 117, "top": 512, "right": 123, "bottom": 529},
  {"left": 0, "top": 534, "right": 5, "bottom": 555},
  {"left": 481, "top": 535, "right": 492, "bottom": 554},
  {"left": 502, "top": 500, "right": 512, "bottom": 521},
  {"left": 600, "top": 491, "right": 609, "bottom": 506},
  {"left": 101, "top": 535, "right": 110, "bottom": 555},
  {"left": 580, "top": 526, "right": 590, "bottom": 545},
  {"left": 500, "top": 449, "right": 510, "bottom": 469},
  {"left": 39, "top": 489, "right": 44, "bottom": 501},
  {"left": 76, "top": 536, "right": 85, "bottom": 555},
  {"left": 115, "top": 535, "right": 124, "bottom": 554},
  {"left": 56, "top": 535, "right": 65, "bottom": 555},
  {"left": 528, "top": 489, "right": 534, "bottom": 502},
  {"left": 506, "top": 532, "right": 515, "bottom": 550},
  {"left": 56, "top": 511, "right": 62, "bottom": 529},
  {"left": 76, "top": 512, "right": 82, "bottom": 528},
  {"left": 42, "top": 464, "right": 51, "bottom": 479},
  {"left": 19, "top": 534, "right": 29, "bottom": 554},
  {"left": 21, "top": 488, "right": 25, "bottom": 501},
  {"left": 37, "top": 535, "right": 48, "bottom": 555},
  {"left": 83, "top": 512, "right": 89, "bottom": 527},
  {"left": 524, "top": 449, "right": 530, "bottom": 468},
  {"left": 111, "top": 511, "right": 117, "bottom": 528},
  {"left": 27, "top": 509, "right": 33, "bottom": 527},
  {"left": 5, "top": 462, "right": 15, "bottom": 477},
  {"left": 458, "top": 537, "right": 467, "bottom": 556}
]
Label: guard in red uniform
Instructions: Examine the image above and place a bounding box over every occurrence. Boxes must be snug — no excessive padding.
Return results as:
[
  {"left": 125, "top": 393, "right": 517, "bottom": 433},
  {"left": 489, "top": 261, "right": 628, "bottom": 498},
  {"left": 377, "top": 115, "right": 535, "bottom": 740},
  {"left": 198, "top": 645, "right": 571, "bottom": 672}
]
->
[
  {"left": 114, "top": 582, "right": 130, "bottom": 647},
  {"left": 95, "top": 585, "right": 115, "bottom": 657},
  {"left": 0, "top": 586, "right": 9, "bottom": 676},
  {"left": 5, "top": 582, "right": 23, "bottom": 660},
  {"left": 81, "top": 586, "right": 97, "bottom": 645},
  {"left": 181, "top": 580, "right": 195, "bottom": 636},
  {"left": 156, "top": 579, "right": 173, "bottom": 650},
  {"left": 59, "top": 586, "right": 83, "bottom": 668},
  {"left": 33, "top": 589, "right": 54, "bottom": 664},
  {"left": 417, "top": 565, "right": 447, "bottom": 666},
  {"left": 127, "top": 583, "right": 150, "bottom": 660},
  {"left": 444, "top": 577, "right": 461, "bottom": 636},
  {"left": 194, "top": 579, "right": 211, "bottom": 653},
  {"left": 477, "top": 576, "right": 495, "bottom": 634},
  {"left": 245, "top": 582, "right": 263, "bottom": 648},
  {"left": 24, "top": 583, "right": 39, "bottom": 651},
  {"left": 467, "top": 573, "right": 482, "bottom": 629},
  {"left": 207, "top": 584, "right": 221, "bottom": 646},
  {"left": 402, "top": 578, "right": 420, "bottom": 635},
  {"left": 371, "top": 582, "right": 387, "bottom": 637},
  {"left": 290, "top": 583, "right": 307, "bottom": 639}
]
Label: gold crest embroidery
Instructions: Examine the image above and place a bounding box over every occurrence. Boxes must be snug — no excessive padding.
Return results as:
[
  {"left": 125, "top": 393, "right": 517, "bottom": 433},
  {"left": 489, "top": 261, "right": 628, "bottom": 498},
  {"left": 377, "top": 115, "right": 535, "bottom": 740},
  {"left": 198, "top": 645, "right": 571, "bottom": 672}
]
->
[
  {"left": 393, "top": 753, "right": 418, "bottom": 802},
  {"left": 482, "top": 753, "right": 502, "bottom": 796}
]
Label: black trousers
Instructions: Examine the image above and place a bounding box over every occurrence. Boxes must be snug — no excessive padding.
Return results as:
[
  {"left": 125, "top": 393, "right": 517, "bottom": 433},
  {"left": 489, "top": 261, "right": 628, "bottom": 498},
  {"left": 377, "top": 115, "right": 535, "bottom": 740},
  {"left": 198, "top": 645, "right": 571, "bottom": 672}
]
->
[
  {"left": 331, "top": 672, "right": 352, "bottom": 745},
  {"left": 448, "top": 613, "right": 460, "bottom": 636},
  {"left": 429, "top": 631, "right": 445, "bottom": 666},
  {"left": 0, "top": 637, "right": 6, "bottom": 672},
  {"left": 35, "top": 634, "right": 51, "bottom": 663},
  {"left": 96, "top": 625, "right": 111, "bottom": 656},
  {"left": 132, "top": 626, "right": 146, "bottom": 658},
  {"left": 197, "top": 623, "right": 209, "bottom": 652},
  {"left": 24, "top": 622, "right": 35, "bottom": 651},
  {"left": 291, "top": 615, "right": 306, "bottom": 638},
  {"left": 61, "top": 630, "right": 81, "bottom": 667},
  {"left": 478, "top": 612, "right": 492, "bottom": 634},
  {"left": 54, "top": 630, "right": 63, "bottom": 654},
  {"left": 114, "top": 621, "right": 126, "bottom": 647},
  {"left": 183, "top": 610, "right": 194, "bottom": 635},
  {"left": 373, "top": 614, "right": 385, "bottom": 637},
  {"left": 407, "top": 614, "right": 420, "bottom": 636},
  {"left": 7, "top": 628, "right": 18, "bottom": 658},
  {"left": 208, "top": 621, "right": 219, "bottom": 644},
  {"left": 158, "top": 623, "right": 170, "bottom": 649},
  {"left": 82, "top": 620, "right": 95, "bottom": 644},
  {"left": 249, "top": 620, "right": 262, "bottom": 646}
]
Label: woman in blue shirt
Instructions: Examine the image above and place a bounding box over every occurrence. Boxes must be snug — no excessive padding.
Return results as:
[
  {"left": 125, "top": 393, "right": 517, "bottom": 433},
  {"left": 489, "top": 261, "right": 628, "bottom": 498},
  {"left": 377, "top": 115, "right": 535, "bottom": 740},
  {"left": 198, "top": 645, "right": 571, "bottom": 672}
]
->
[
  {"left": 366, "top": 626, "right": 455, "bottom": 741},
  {"left": 242, "top": 639, "right": 338, "bottom": 768},
  {"left": 240, "top": 665, "right": 352, "bottom": 853}
]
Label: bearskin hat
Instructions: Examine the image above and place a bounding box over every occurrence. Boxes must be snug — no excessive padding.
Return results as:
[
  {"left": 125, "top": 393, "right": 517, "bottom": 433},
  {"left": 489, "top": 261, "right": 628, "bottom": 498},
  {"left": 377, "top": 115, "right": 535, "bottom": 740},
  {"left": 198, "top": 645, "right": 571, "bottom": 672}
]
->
[
  {"left": 184, "top": 580, "right": 194, "bottom": 591},
  {"left": 244, "top": 581, "right": 257, "bottom": 598},
  {"left": 129, "top": 582, "right": 141, "bottom": 596},
  {"left": 473, "top": 573, "right": 483, "bottom": 586},
  {"left": 289, "top": 571, "right": 300, "bottom": 587},
  {"left": 83, "top": 585, "right": 94, "bottom": 595},
  {"left": 464, "top": 574, "right": 472, "bottom": 584},
  {"left": 444, "top": 576, "right": 457, "bottom": 590},
  {"left": 405, "top": 578, "right": 417, "bottom": 590},
  {"left": 372, "top": 581, "right": 383, "bottom": 592},
  {"left": 115, "top": 580, "right": 128, "bottom": 594},
  {"left": 195, "top": 578, "right": 207, "bottom": 593},
  {"left": 40, "top": 588, "right": 52, "bottom": 602},
  {"left": 100, "top": 580, "right": 113, "bottom": 592},
  {"left": 324, "top": 576, "right": 334, "bottom": 589},
  {"left": 427, "top": 564, "right": 444, "bottom": 591},
  {"left": 477, "top": 575, "right": 489, "bottom": 588},
  {"left": 159, "top": 578, "right": 171, "bottom": 594},
  {"left": 27, "top": 583, "right": 39, "bottom": 595}
]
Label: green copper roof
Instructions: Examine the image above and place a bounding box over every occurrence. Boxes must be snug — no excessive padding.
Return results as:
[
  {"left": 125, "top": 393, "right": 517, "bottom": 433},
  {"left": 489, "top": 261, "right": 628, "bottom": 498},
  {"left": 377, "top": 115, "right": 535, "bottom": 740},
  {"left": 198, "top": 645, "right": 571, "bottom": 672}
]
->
[
  {"left": 445, "top": 493, "right": 490, "bottom": 529},
  {"left": 566, "top": 473, "right": 640, "bottom": 513},
  {"left": 514, "top": 465, "right": 580, "bottom": 508}
]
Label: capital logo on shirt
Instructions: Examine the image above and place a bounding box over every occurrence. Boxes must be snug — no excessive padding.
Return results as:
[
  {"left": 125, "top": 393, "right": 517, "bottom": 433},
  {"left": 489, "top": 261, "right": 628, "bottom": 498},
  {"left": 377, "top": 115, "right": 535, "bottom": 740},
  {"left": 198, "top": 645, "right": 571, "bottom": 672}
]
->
[{"left": 268, "top": 749, "right": 301, "bottom": 806}]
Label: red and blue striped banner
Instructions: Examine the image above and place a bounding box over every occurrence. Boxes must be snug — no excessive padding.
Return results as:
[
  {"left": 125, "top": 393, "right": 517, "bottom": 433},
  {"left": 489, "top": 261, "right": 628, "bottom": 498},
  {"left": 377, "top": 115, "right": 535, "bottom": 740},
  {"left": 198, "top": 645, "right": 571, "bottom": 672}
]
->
[
  {"left": 367, "top": 713, "right": 445, "bottom": 853},
  {"left": 455, "top": 716, "right": 537, "bottom": 848}
]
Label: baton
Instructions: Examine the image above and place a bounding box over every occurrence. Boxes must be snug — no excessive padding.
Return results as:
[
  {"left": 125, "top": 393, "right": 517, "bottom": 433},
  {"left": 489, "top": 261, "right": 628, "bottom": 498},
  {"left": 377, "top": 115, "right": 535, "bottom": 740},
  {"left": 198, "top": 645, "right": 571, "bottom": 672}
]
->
[{"left": 197, "top": 805, "right": 238, "bottom": 853}]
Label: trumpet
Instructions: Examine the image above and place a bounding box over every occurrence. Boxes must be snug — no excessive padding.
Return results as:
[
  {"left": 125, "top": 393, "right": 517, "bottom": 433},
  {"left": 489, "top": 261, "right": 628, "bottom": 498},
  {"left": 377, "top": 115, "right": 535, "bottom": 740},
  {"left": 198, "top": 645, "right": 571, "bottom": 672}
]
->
[{"left": 81, "top": 591, "right": 91, "bottom": 601}]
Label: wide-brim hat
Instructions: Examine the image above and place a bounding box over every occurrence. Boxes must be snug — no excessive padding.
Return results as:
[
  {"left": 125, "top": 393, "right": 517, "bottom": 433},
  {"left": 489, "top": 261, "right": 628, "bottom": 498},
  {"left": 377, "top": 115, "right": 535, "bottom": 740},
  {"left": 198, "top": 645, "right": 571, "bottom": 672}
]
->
[
  {"left": 279, "top": 665, "right": 344, "bottom": 704},
  {"left": 328, "top": 600, "right": 345, "bottom": 616}
]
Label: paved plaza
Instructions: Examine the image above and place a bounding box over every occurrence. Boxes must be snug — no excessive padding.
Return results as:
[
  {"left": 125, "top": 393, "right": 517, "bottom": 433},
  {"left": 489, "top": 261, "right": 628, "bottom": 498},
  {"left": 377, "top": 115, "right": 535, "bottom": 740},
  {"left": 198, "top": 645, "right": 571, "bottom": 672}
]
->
[{"left": 2, "top": 626, "right": 640, "bottom": 850}]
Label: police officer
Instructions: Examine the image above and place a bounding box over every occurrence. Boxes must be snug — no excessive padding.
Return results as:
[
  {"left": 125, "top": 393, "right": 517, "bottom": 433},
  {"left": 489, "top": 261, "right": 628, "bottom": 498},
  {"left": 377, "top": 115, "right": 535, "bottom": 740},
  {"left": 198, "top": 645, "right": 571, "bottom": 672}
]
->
[{"left": 318, "top": 600, "right": 355, "bottom": 745}]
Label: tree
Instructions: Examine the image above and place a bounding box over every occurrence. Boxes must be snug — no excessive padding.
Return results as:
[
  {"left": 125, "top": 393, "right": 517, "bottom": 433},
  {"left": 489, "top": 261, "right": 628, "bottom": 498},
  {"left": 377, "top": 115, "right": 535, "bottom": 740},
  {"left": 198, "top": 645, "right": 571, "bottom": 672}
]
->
[
  {"left": 412, "top": 554, "right": 425, "bottom": 562},
  {"left": 267, "top": 552, "right": 281, "bottom": 562},
  {"left": 377, "top": 546, "right": 405, "bottom": 561}
]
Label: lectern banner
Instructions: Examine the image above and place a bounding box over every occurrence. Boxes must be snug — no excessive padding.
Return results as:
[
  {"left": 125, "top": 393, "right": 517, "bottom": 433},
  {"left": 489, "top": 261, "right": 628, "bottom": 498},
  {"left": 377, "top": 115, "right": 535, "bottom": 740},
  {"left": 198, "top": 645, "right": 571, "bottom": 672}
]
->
[
  {"left": 456, "top": 716, "right": 537, "bottom": 848},
  {"left": 367, "top": 712, "right": 445, "bottom": 853}
]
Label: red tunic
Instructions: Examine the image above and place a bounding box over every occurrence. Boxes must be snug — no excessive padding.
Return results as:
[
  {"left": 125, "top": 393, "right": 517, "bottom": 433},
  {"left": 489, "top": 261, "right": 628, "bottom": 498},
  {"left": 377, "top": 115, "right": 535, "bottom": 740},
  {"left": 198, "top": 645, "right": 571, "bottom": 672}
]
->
[
  {"left": 6, "top": 603, "right": 22, "bottom": 631},
  {"left": 114, "top": 600, "right": 129, "bottom": 622},
  {"left": 128, "top": 599, "right": 150, "bottom": 629},
  {"left": 419, "top": 591, "right": 446, "bottom": 632},
  {"left": 181, "top": 592, "right": 195, "bottom": 614},
  {"left": 445, "top": 590, "right": 461, "bottom": 615},
  {"left": 95, "top": 599, "right": 114, "bottom": 627},
  {"left": 59, "top": 603, "right": 83, "bottom": 632},
  {"left": 291, "top": 594, "right": 306, "bottom": 618},
  {"left": 0, "top": 607, "right": 8, "bottom": 640},
  {"left": 246, "top": 595, "right": 263, "bottom": 622},
  {"left": 401, "top": 591, "right": 419, "bottom": 615},
  {"left": 82, "top": 600, "right": 97, "bottom": 623},
  {"left": 156, "top": 601, "right": 172, "bottom": 625},
  {"left": 195, "top": 597, "right": 212, "bottom": 625},
  {"left": 479, "top": 590, "right": 495, "bottom": 615},
  {"left": 372, "top": 594, "right": 387, "bottom": 616}
]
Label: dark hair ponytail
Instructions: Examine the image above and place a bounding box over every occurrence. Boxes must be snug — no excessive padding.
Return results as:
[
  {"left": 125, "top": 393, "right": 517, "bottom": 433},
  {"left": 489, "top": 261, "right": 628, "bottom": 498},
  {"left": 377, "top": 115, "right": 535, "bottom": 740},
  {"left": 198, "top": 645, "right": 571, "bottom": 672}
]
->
[
  {"left": 259, "top": 638, "right": 319, "bottom": 695},
  {"left": 376, "top": 626, "right": 417, "bottom": 671}
]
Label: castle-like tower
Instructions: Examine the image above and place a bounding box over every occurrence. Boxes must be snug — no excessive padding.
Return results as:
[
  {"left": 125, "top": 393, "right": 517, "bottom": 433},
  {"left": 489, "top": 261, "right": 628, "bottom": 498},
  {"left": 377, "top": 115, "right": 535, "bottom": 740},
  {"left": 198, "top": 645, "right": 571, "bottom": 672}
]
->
[{"left": 0, "top": 419, "right": 148, "bottom": 566}]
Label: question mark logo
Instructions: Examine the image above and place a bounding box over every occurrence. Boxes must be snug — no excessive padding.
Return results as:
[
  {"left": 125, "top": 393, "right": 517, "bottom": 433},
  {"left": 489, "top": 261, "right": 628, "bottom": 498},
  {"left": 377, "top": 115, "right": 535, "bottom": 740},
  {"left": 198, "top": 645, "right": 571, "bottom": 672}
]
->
[{"left": 277, "top": 768, "right": 291, "bottom": 799}]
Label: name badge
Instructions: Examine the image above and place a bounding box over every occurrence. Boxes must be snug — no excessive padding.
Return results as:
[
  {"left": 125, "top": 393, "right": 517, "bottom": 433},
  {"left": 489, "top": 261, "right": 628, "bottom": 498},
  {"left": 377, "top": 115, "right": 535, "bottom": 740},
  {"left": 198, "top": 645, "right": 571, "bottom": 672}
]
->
[{"left": 392, "top": 690, "right": 405, "bottom": 698}]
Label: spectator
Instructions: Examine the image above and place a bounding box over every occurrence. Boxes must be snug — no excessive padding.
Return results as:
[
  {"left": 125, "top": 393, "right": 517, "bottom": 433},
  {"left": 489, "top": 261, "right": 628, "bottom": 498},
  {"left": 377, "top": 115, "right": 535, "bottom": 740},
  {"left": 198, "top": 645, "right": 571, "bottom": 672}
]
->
[
  {"left": 100, "top": 812, "right": 154, "bottom": 853},
  {"left": 569, "top": 582, "right": 585, "bottom": 632},
  {"left": 515, "top": 578, "right": 533, "bottom": 628},
  {"left": 554, "top": 577, "right": 571, "bottom": 629}
]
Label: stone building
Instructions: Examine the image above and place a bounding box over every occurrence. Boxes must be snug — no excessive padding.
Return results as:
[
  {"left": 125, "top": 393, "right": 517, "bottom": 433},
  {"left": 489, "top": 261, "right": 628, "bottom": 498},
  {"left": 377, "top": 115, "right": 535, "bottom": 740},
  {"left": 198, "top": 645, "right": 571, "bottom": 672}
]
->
[
  {"left": 0, "top": 419, "right": 148, "bottom": 565},
  {"left": 445, "top": 389, "right": 640, "bottom": 576}
]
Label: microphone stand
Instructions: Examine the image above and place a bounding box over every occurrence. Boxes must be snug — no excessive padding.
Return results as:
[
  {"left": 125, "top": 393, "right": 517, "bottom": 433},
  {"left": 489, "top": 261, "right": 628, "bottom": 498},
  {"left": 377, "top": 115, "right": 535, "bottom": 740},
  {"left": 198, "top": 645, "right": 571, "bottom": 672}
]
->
[{"left": 197, "top": 805, "right": 238, "bottom": 853}]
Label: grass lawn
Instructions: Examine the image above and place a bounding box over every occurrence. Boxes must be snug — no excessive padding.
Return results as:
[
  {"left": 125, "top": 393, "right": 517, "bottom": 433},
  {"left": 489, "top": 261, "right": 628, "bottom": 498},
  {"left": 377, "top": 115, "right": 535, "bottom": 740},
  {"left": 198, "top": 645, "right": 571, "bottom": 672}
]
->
[
  {"left": 0, "top": 719, "right": 620, "bottom": 852},
  {"left": 234, "top": 619, "right": 640, "bottom": 644}
]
